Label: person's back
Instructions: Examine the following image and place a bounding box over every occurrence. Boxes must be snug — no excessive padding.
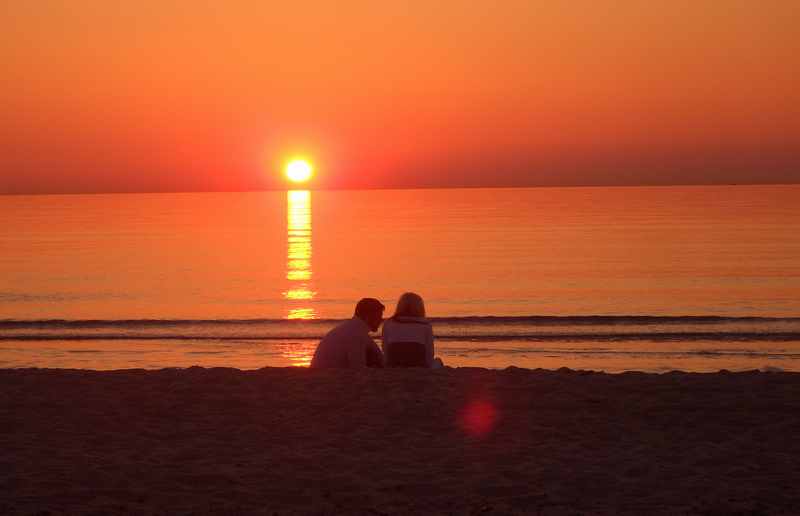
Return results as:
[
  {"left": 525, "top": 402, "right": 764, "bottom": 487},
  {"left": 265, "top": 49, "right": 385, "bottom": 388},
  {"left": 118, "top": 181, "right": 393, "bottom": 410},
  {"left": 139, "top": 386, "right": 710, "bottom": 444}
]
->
[
  {"left": 382, "top": 316, "right": 434, "bottom": 367},
  {"left": 381, "top": 292, "right": 442, "bottom": 368},
  {"left": 310, "top": 298, "right": 385, "bottom": 369}
]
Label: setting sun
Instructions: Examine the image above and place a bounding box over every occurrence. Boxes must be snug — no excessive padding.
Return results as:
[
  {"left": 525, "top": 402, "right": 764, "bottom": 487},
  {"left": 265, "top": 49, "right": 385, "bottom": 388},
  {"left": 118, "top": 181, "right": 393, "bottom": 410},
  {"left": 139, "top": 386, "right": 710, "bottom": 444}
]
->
[{"left": 285, "top": 159, "right": 313, "bottom": 184}]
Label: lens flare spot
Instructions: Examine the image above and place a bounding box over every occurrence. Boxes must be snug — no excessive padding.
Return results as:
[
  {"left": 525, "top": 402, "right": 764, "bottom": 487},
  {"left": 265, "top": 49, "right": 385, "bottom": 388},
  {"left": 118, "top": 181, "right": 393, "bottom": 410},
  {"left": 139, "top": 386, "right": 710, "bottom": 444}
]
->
[{"left": 459, "top": 400, "right": 498, "bottom": 437}]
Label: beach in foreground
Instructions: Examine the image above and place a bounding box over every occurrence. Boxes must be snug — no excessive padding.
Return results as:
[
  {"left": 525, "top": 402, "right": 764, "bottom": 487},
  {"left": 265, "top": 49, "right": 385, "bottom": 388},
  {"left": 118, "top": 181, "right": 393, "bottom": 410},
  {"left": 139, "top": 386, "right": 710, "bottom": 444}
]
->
[{"left": 2, "top": 367, "right": 800, "bottom": 515}]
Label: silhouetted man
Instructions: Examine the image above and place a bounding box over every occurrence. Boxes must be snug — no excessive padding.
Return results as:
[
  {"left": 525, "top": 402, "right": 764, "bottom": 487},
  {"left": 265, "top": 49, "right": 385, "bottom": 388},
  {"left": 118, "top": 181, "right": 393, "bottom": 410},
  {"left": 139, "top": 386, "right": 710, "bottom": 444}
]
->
[{"left": 310, "top": 298, "right": 385, "bottom": 368}]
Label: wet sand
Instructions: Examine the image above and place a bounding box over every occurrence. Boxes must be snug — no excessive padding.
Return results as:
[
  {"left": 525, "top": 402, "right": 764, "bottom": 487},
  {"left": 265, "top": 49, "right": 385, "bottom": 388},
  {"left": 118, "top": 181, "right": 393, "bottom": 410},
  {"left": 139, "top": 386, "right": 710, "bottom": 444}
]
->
[{"left": 2, "top": 367, "right": 800, "bottom": 515}]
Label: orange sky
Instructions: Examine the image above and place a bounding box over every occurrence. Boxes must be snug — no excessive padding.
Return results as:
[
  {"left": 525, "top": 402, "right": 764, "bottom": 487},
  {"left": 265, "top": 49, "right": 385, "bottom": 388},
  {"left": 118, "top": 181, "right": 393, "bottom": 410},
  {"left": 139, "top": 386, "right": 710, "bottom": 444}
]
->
[{"left": 1, "top": 1, "right": 798, "bottom": 193}]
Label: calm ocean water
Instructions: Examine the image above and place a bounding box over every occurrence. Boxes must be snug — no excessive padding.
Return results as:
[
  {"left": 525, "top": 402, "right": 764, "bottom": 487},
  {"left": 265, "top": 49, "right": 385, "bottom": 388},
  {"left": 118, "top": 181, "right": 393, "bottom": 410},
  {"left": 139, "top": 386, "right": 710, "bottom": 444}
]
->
[{"left": 2, "top": 185, "right": 799, "bottom": 371}]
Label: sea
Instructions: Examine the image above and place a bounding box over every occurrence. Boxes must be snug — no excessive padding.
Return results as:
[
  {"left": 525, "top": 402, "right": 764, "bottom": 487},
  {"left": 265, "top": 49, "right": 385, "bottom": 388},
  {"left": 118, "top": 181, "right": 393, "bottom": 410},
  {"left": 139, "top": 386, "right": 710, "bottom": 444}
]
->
[{"left": 2, "top": 185, "right": 799, "bottom": 372}]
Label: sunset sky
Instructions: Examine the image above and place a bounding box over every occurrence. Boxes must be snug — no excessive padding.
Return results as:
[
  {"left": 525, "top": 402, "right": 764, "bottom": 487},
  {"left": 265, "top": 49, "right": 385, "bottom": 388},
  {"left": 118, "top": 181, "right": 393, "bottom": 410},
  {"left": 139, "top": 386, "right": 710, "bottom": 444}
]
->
[{"left": 2, "top": 0, "right": 798, "bottom": 194}]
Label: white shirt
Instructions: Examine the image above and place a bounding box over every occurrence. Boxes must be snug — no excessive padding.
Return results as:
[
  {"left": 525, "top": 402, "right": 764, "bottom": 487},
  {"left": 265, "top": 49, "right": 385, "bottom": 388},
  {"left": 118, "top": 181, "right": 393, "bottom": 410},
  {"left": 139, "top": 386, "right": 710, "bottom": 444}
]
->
[
  {"left": 310, "top": 317, "right": 383, "bottom": 368},
  {"left": 381, "top": 316, "right": 435, "bottom": 367}
]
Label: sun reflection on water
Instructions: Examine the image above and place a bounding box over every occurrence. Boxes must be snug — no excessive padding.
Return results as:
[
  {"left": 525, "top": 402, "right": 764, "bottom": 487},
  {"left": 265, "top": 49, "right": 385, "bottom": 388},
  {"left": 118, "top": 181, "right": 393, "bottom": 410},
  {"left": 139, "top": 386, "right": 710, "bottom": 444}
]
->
[
  {"left": 283, "top": 190, "right": 316, "bottom": 320},
  {"left": 277, "top": 341, "right": 317, "bottom": 367}
]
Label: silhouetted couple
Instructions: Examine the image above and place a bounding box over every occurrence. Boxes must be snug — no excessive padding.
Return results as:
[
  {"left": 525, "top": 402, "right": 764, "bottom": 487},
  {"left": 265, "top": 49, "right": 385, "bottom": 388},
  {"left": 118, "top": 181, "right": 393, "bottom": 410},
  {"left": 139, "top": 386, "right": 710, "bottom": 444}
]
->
[{"left": 310, "top": 293, "right": 444, "bottom": 369}]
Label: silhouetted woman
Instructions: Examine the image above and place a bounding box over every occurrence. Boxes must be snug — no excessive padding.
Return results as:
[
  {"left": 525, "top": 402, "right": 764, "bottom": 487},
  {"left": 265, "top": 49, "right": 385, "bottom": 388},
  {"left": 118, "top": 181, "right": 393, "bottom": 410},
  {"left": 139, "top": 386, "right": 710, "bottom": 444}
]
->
[{"left": 381, "top": 292, "right": 443, "bottom": 368}]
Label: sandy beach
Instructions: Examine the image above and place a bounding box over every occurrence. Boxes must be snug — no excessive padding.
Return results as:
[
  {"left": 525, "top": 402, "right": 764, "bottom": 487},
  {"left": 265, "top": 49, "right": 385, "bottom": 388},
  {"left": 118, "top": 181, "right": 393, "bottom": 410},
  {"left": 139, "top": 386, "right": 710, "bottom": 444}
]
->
[{"left": 2, "top": 367, "right": 800, "bottom": 515}]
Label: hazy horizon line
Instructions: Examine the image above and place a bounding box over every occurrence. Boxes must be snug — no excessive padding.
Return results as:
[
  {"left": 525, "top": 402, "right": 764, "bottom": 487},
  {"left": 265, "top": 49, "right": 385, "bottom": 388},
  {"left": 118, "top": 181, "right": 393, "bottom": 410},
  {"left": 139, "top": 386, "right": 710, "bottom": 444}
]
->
[{"left": 2, "top": 181, "right": 798, "bottom": 197}]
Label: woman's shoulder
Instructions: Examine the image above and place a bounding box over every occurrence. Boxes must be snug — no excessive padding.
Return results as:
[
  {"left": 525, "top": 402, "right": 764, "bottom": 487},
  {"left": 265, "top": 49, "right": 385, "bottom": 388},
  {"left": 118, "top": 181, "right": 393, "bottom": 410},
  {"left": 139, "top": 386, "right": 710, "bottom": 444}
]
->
[{"left": 388, "top": 316, "right": 431, "bottom": 326}]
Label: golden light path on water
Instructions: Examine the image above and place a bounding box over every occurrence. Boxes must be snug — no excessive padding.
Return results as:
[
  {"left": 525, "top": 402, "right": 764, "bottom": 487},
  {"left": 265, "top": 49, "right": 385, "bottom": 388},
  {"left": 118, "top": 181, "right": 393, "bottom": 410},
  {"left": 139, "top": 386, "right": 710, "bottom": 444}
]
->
[
  {"left": 282, "top": 190, "right": 316, "bottom": 365},
  {"left": 284, "top": 190, "right": 315, "bottom": 319}
]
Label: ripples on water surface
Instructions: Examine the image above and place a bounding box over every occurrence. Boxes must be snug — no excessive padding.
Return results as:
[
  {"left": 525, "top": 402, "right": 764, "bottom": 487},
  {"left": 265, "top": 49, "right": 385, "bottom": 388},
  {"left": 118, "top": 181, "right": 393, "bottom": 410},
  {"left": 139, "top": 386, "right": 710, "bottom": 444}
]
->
[{"left": 2, "top": 186, "right": 799, "bottom": 370}]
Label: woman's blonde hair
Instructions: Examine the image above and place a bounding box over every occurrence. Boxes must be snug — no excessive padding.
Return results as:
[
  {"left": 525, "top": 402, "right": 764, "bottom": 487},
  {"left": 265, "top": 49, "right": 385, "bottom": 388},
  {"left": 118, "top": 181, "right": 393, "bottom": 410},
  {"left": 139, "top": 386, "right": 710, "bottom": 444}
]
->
[{"left": 393, "top": 292, "right": 426, "bottom": 318}]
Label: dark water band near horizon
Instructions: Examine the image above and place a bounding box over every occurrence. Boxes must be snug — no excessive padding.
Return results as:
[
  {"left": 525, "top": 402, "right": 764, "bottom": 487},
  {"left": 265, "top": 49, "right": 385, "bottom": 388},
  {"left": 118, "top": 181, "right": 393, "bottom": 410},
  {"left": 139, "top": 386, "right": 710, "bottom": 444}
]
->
[
  {"left": 2, "top": 185, "right": 799, "bottom": 372},
  {"left": 1, "top": 316, "right": 800, "bottom": 372}
]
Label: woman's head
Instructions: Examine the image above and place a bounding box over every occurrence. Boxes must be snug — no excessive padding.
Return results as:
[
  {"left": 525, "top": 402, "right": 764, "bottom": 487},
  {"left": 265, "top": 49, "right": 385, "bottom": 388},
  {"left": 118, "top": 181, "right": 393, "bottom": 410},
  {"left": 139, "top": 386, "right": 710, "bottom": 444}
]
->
[{"left": 394, "top": 292, "right": 426, "bottom": 318}]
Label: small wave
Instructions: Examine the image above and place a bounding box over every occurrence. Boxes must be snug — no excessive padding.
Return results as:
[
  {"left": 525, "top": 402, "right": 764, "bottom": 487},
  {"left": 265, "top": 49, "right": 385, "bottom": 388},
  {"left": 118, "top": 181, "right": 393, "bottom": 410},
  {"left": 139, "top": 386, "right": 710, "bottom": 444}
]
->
[
  {"left": 3, "top": 315, "right": 800, "bottom": 344},
  {"left": 0, "top": 292, "right": 137, "bottom": 303},
  {"left": 0, "top": 318, "right": 334, "bottom": 329},
  {"left": 431, "top": 315, "right": 800, "bottom": 326},
  {"left": 2, "top": 332, "right": 800, "bottom": 342},
  {"left": 1, "top": 315, "right": 799, "bottom": 329},
  {"left": 439, "top": 348, "right": 800, "bottom": 358},
  {"left": 0, "top": 335, "right": 326, "bottom": 341},
  {"left": 438, "top": 332, "right": 800, "bottom": 342}
]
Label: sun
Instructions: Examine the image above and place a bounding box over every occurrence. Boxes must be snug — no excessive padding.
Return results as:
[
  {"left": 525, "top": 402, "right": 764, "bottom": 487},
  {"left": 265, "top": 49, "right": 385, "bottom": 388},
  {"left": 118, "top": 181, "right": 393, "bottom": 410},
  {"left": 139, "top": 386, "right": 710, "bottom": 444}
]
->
[{"left": 285, "top": 159, "right": 313, "bottom": 183}]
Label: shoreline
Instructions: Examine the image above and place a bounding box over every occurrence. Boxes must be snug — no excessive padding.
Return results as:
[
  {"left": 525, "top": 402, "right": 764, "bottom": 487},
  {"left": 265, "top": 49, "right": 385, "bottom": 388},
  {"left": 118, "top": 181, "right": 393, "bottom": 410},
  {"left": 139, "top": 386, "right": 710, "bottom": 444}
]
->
[
  {"left": 4, "top": 362, "right": 799, "bottom": 374},
  {"left": 3, "top": 366, "right": 800, "bottom": 515},
  {"left": 3, "top": 335, "right": 800, "bottom": 372}
]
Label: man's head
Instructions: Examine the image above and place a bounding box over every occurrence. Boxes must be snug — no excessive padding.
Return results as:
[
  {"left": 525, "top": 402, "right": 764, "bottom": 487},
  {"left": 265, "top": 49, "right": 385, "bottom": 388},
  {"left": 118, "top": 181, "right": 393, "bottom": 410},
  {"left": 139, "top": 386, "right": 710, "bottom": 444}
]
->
[{"left": 354, "top": 298, "right": 385, "bottom": 332}]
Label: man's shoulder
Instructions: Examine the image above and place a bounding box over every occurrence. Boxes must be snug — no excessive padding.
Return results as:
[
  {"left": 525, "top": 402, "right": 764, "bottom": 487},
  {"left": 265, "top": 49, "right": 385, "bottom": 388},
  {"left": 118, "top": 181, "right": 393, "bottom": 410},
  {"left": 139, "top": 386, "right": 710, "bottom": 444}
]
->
[
  {"left": 327, "top": 318, "right": 369, "bottom": 339},
  {"left": 329, "top": 317, "right": 355, "bottom": 331}
]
